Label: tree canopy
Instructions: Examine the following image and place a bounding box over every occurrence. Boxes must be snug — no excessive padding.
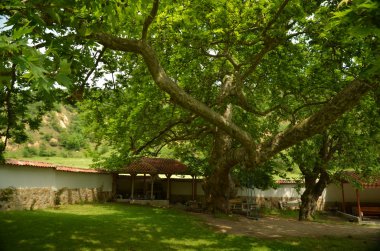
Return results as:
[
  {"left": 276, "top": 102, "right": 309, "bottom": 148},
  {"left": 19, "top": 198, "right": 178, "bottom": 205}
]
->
[{"left": 1, "top": 0, "right": 379, "bottom": 210}]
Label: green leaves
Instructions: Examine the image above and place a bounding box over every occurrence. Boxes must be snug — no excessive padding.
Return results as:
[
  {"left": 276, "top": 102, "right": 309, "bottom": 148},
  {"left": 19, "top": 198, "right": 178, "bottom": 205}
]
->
[
  {"left": 12, "top": 22, "right": 34, "bottom": 40},
  {"left": 55, "top": 59, "right": 72, "bottom": 88}
]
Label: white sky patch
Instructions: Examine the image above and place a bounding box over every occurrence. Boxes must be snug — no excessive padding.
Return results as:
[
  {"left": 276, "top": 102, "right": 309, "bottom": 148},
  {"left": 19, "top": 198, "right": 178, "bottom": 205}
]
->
[
  {"left": 306, "top": 14, "right": 315, "bottom": 21},
  {"left": 214, "top": 80, "right": 222, "bottom": 86},
  {"left": 206, "top": 48, "right": 218, "bottom": 56},
  {"left": 0, "top": 15, "right": 12, "bottom": 32}
]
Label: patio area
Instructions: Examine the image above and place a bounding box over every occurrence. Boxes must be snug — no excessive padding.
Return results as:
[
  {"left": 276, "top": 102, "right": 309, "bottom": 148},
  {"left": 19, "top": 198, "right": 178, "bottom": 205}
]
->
[{"left": 115, "top": 157, "right": 201, "bottom": 204}]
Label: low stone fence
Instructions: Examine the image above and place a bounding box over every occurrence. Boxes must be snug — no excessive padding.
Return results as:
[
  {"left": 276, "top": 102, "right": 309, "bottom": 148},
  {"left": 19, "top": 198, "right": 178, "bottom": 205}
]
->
[{"left": 0, "top": 187, "right": 112, "bottom": 210}]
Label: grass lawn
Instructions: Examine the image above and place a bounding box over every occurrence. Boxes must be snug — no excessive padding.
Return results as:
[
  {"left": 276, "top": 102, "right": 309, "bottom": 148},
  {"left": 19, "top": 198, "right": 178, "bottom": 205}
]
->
[{"left": 0, "top": 203, "right": 378, "bottom": 251}]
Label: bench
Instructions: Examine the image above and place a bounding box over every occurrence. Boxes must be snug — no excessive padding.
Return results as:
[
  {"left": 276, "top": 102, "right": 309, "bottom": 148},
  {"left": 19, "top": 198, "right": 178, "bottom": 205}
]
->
[
  {"left": 229, "top": 198, "right": 243, "bottom": 211},
  {"left": 279, "top": 199, "right": 301, "bottom": 210},
  {"left": 361, "top": 207, "right": 380, "bottom": 216}
]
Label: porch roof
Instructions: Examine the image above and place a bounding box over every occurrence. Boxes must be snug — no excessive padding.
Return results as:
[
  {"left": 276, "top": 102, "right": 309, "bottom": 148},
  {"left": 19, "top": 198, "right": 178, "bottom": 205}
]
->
[
  {"left": 343, "top": 172, "right": 380, "bottom": 189},
  {"left": 121, "top": 157, "right": 188, "bottom": 175}
]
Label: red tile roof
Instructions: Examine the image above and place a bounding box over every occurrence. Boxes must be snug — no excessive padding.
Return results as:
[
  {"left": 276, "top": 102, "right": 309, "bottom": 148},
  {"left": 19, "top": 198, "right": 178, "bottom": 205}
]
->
[
  {"left": 4, "top": 159, "right": 106, "bottom": 174},
  {"left": 121, "top": 157, "right": 188, "bottom": 174},
  {"left": 276, "top": 179, "right": 298, "bottom": 184},
  {"left": 5, "top": 159, "right": 56, "bottom": 168},
  {"left": 343, "top": 171, "right": 380, "bottom": 189}
]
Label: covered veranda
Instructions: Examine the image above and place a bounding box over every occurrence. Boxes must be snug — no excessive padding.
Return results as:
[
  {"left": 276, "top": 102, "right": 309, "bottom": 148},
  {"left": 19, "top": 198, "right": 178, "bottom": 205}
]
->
[
  {"left": 115, "top": 157, "right": 199, "bottom": 205},
  {"left": 340, "top": 172, "right": 380, "bottom": 220}
]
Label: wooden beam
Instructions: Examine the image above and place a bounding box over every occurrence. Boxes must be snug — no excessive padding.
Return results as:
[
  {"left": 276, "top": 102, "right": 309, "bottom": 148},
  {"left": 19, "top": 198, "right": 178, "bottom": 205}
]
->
[
  {"left": 131, "top": 174, "right": 136, "bottom": 199},
  {"left": 191, "top": 175, "right": 195, "bottom": 201},
  {"left": 150, "top": 174, "right": 155, "bottom": 199},
  {"left": 143, "top": 174, "right": 147, "bottom": 195},
  {"left": 112, "top": 173, "right": 118, "bottom": 198},
  {"left": 194, "top": 175, "right": 197, "bottom": 201},
  {"left": 166, "top": 174, "right": 172, "bottom": 201},
  {"left": 341, "top": 182, "right": 346, "bottom": 213},
  {"left": 356, "top": 188, "right": 362, "bottom": 219}
]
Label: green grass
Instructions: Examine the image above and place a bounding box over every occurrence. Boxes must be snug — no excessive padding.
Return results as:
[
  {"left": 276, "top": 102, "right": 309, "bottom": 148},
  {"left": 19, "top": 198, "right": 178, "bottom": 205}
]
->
[
  {"left": 261, "top": 208, "right": 300, "bottom": 219},
  {"left": 0, "top": 204, "right": 378, "bottom": 251}
]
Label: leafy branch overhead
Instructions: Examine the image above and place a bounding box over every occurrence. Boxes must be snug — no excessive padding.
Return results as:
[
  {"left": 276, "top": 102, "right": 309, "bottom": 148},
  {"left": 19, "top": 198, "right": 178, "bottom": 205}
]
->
[
  {"left": 0, "top": 0, "right": 379, "bottom": 211},
  {"left": 2, "top": 0, "right": 379, "bottom": 160}
]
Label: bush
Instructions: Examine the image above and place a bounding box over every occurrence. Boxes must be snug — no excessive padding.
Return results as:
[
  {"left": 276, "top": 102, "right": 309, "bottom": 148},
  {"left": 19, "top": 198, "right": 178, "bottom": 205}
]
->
[
  {"left": 22, "top": 146, "right": 38, "bottom": 157},
  {"left": 60, "top": 132, "right": 86, "bottom": 151},
  {"left": 42, "top": 133, "right": 52, "bottom": 141},
  {"left": 38, "top": 144, "right": 56, "bottom": 157},
  {"left": 48, "top": 138, "right": 59, "bottom": 147}
]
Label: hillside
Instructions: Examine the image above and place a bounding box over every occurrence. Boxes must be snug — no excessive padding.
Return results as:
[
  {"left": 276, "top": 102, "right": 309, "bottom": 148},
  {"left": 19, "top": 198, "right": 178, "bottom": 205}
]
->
[{"left": 4, "top": 104, "right": 97, "bottom": 168}]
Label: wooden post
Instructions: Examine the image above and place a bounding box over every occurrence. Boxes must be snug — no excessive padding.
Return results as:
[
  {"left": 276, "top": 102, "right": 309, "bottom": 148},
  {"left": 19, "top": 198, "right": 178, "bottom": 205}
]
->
[
  {"left": 131, "top": 174, "right": 136, "bottom": 199},
  {"left": 191, "top": 175, "right": 195, "bottom": 201},
  {"left": 112, "top": 173, "right": 118, "bottom": 198},
  {"left": 194, "top": 175, "right": 197, "bottom": 201},
  {"left": 143, "top": 174, "right": 147, "bottom": 196},
  {"left": 166, "top": 174, "right": 172, "bottom": 200},
  {"left": 356, "top": 188, "right": 361, "bottom": 219},
  {"left": 150, "top": 174, "right": 154, "bottom": 200},
  {"left": 341, "top": 182, "right": 346, "bottom": 213}
]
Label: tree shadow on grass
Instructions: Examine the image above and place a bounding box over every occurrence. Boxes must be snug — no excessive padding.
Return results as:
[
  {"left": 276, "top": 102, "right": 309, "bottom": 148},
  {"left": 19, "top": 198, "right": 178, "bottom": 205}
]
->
[{"left": 0, "top": 203, "right": 379, "bottom": 251}]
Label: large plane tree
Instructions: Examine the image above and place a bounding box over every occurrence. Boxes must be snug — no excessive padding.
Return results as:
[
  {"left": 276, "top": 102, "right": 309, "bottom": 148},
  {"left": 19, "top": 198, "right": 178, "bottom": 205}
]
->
[{"left": 0, "top": 0, "right": 378, "bottom": 212}]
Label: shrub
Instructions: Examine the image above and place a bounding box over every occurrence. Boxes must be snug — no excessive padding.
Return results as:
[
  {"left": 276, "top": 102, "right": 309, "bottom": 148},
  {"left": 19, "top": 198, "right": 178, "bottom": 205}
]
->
[
  {"left": 38, "top": 144, "right": 56, "bottom": 157},
  {"left": 60, "top": 132, "right": 86, "bottom": 151},
  {"left": 22, "top": 146, "right": 38, "bottom": 157}
]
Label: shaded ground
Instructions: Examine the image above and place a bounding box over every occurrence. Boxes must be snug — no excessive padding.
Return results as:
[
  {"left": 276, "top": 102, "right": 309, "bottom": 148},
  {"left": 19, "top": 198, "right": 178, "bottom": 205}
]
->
[{"left": 193, "top": 212, "right": 380, "bottom": 240}]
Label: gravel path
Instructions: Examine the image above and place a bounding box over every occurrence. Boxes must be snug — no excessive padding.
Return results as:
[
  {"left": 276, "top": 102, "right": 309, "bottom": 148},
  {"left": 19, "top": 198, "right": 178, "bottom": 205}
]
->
[{"left": 193, "top": 213, "right": 380, "bottom": 240}]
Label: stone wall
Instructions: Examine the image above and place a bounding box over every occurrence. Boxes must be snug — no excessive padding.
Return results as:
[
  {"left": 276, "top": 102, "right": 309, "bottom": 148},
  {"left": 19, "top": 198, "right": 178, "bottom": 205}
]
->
[
  {"left": 56, "top": 187, "right": 112, "bottom": 205},
  {"left": 0, "top": 187, "right": 112, "bottom": 211}
]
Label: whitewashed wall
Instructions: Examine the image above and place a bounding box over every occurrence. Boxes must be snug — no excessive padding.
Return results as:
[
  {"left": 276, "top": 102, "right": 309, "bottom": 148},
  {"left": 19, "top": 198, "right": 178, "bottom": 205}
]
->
[
  {"left": 324, "top": 183, "right": 380, "bottom": 203},
  {"left": 171, "top": 180, "right": 204, "bottom": 195},
  {"left": 55, "top": 172, "right": 112, "bottom": 191},
  {"left": 0, "top": 165, "right": 113, "bottom": 192},
  {"left": 237, "top": 184, "right": 304, "bottom": 199},
  {"left": 0, "top": 166, "right": 56, "bottom": 188}
]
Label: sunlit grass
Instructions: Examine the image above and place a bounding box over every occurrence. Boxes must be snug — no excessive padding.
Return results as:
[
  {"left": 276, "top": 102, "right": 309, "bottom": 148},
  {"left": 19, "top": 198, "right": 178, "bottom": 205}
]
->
[{"left": 0, "top": 203, "right": 378, "bottom": 251}]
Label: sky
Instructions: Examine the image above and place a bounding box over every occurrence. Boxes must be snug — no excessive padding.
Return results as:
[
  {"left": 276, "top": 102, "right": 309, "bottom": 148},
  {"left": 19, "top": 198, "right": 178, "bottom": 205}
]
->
[
  {"left": 0, "top": 15, "right": 11, "bottom": 31},
  {"left": 0, "top": 14, "right": 113, "bottom": 88}
]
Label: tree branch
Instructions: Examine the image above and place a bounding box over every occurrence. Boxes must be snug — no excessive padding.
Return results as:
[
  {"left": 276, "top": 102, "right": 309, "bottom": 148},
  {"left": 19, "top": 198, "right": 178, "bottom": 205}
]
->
[
  {"left": 142, "top": 0, "right": 159, "bottom": 41},
  {"left": 241, "top": 39, "right": 278, "bottom": 80},
  {"left": 82, "top": 46, "right": 106, "bottom": 86},
  {"left": 262, "top": 0, "right": 290, "bottom": 37},
  {"left": 235, "top": 90, "right": 281, "bottom": 116},
  {"left": 136, "top": 41, "right": 257, "bottom": 154},
  {"left": 201, "top": 49, "right": 240, "bottom": 70},
  {"left": 133, "top": 116, "right": 196, "bottom": 155},
  {"left": 90, "top": 33, "right": 142, "bottom": 53},
  {"left": 256, "top": 78, "right": 378, "bottom": 164}
]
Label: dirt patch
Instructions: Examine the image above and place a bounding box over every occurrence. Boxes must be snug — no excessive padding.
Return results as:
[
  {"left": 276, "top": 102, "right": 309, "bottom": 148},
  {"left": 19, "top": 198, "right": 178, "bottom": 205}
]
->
[{"left": 192, "top": 213, "right": 380, "bottom": 240}]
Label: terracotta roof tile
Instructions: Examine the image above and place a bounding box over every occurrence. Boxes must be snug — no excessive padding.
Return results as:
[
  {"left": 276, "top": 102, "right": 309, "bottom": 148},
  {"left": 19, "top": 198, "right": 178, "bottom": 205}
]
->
[
  {"left": 56, "top": 166, "right": 101, "bottom": 173},
  {"left": 343, "top": 171, "right": 380, "bottom": 189},
  {"left": 4, "top": 159, "right": 106, "bottom": 174},
  {"left": 5, "top": 159, "right": 56, "bottom": 168},
  {"left": 122, "top": 157, "right": 188, "bottom": 174},
  {"left": 276, "top": 179, "right": 298, "bottom": 184}
]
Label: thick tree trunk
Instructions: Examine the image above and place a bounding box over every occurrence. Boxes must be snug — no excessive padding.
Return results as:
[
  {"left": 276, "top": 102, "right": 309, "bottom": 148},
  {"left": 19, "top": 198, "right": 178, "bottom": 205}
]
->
[
  {"left": 203, "top": 164, "right": 236, "bottom": 213},
  {"left": 299, "top": 170, "right": 329, "bottom": 221},
  {"left": 299, "top": 189, "right": 321, "bottom": 221},
  {"left": 203, "top": 105, "right": 237, "bottom": 213}
]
